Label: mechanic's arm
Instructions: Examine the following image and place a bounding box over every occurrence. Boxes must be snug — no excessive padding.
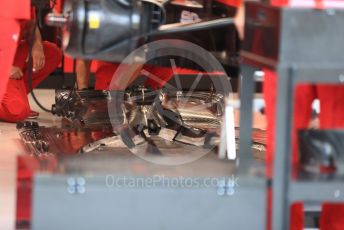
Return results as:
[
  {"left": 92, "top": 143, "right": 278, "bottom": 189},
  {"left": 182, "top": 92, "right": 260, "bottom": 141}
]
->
[
  {"left": 10, "top": 22, "right": 44, "bottom": 79},
  {"left": 11, "top": 25, "right": 45, "bottom": 79},
  {"left": 10, "top": 66, "right": 24, "bottom": 80},
  {"left": 234, "top": 2, "right": 245, "bottom": 40},
  {"left": 31, "top": 26, "right": 45, "bottom": 72}
]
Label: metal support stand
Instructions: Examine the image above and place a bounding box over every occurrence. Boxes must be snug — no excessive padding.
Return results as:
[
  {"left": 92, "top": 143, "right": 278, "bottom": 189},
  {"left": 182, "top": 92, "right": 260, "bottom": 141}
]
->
[
  {"left": 272, "top": 66, "right": 344, "bottom": 230},
  {"left": 239, "top": 3, "right": 344, "bottom": 229},
  {"left": 239, "top": 64, "right": 344, "bottom": 230},
  {"left": 272, "top": 66, "right": 294, "bottom": 230},
  {"left": 238, "top": 65, "right": 257, "bottom": 175}
]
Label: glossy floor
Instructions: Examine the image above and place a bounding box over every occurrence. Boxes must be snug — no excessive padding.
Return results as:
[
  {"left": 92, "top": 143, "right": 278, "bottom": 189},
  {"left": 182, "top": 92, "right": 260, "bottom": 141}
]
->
[{"left": 0, "top": 90, "right": 60, "bottom": 230}]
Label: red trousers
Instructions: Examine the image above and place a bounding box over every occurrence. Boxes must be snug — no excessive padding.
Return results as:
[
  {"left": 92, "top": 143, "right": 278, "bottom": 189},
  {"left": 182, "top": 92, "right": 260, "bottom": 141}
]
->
[
  {"left": 0, "top": 41, "right": 62, "bottom": 122},
  {"left": 0, "top": 20, "right": 21, "bottom": 101},
  {"left": 0, "top": 0, "right": 30, "bottom": 100},
  {"left": 263, "top": 69, "right": 344, "bottom": 230}
]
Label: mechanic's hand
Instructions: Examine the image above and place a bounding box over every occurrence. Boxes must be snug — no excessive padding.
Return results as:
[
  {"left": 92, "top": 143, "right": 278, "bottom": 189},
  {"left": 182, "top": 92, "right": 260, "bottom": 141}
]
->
[
  {"left": 10, "top": 66, "right": 24, "bottom": 80},
  {"left": 31, "top": 42, "right": 45, "bottom": 72}
]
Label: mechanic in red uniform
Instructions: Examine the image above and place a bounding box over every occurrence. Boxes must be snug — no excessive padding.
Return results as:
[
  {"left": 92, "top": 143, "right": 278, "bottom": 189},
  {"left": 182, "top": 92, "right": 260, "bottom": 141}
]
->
[
  {"left": 0, "top": 18, "right": 62, "bottom": 122},
  {"left": 0, "top": 1, "right": 30, "bottom": 102},
  {"left": 233, "top": 0, "right": 344, "bottom": 229}
]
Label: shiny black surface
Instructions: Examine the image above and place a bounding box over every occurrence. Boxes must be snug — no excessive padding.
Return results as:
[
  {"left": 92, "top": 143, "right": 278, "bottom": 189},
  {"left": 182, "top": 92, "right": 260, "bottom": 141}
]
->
[
  {"left": 61, "top": 0, "right": 165, "bottom": 61},
  {"left": 56, "top": 0, "right": 240, "bottom": 76}
]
